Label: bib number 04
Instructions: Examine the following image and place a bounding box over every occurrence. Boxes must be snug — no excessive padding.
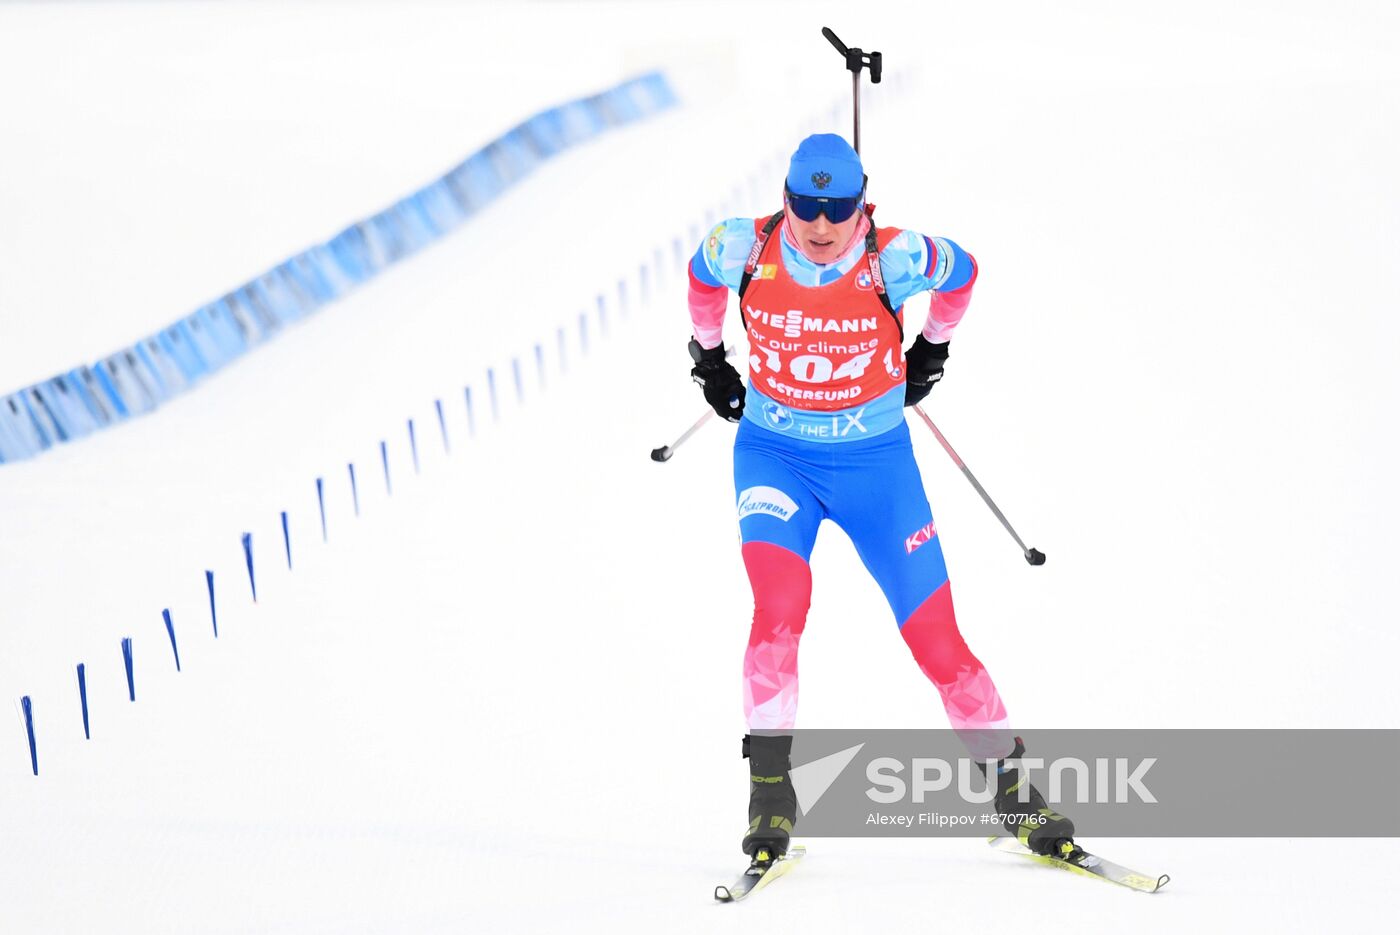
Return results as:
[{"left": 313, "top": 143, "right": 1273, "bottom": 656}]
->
[{"left": 750, "top": 347, "right": 879, "bottom": 384}]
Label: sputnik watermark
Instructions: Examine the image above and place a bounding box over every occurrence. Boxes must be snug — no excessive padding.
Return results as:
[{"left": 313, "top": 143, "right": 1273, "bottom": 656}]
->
[
  {"left": 866, "top": 812, "right": 1046, "bottom": 828},
  {"left": 784, "top": 729, "right": 1400, "bottom": 837},
  {"left": 864, "top": 756, "right": 1158, "bottom": 805}
]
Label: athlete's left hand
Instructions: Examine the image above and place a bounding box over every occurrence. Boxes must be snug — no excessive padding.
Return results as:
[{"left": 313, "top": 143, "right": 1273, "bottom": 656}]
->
[{"left": 904, "top": 336, "right": 950, "bottom": 407}]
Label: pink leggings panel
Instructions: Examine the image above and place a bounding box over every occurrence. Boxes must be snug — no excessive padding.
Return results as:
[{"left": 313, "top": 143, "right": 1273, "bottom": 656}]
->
[
  {"left": 741, "top": 541, "right": 1011, "bottom": 753},
  {"left": 741, "top": 541, "right": 811, "bottom": 731},
  {"left": 900, "top": 582, "right": 1011, "bottom": 738}
]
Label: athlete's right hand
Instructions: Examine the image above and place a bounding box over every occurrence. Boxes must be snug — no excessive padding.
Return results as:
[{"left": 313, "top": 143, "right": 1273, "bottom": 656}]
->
[{"left": 688, "top": 339, "right": 745, "bottom": 423}]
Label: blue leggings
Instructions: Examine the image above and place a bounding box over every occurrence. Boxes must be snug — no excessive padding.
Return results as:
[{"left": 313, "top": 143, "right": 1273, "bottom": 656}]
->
[
  {"left": 733, "top": 419, "right": 1012, "bottom": 749},
  {"left": 734, "top": 419, "right": 948, "bottom": 624}
]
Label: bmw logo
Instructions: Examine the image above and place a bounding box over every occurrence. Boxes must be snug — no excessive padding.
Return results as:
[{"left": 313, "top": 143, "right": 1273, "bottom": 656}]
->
[{"left": 763, "top": 401, "right": 794, "bottom": 430}]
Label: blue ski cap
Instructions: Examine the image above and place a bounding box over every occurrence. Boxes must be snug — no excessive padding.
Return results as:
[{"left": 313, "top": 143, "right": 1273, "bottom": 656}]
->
[{"left": 785, "top": 133, "right": 864, "bottom": 198}]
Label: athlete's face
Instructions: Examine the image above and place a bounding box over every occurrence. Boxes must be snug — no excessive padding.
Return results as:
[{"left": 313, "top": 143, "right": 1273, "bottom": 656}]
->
[{"left": 784, "top": 200, "right": 862, "bottom": 265}]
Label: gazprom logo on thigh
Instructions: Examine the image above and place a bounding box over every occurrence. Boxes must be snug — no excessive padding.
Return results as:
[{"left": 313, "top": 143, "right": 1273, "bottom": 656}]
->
[{"left": 738, "top": 486, "right": 800, "bottom": 523}]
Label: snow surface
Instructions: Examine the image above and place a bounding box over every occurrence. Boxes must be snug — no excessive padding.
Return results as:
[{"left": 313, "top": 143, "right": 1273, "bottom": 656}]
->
[{"left": 2, "top": 1, "right": 1398, "bottom": 931}]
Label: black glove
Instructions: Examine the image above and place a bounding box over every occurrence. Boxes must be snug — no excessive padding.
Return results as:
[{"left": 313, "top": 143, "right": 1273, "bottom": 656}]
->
[
  {"left": 689, "top": 339, "right": 745, "bottom": 422},
  {"left": 903, "top": 336, "right": 950, "bottom": 407}
]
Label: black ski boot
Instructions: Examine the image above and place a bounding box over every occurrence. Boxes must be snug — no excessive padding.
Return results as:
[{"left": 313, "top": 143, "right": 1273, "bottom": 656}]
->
[
  {"left": 977, "top": 736, "right": 1077, "bottom": 857},
  {"left": 740, "top": 733, "right": 798, "bottom": 860}
]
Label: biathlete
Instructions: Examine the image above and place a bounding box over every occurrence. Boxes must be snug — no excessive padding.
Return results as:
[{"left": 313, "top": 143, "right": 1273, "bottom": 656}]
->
[{"left": 685, "top": 133, "right": 1074, "bottom": 864}]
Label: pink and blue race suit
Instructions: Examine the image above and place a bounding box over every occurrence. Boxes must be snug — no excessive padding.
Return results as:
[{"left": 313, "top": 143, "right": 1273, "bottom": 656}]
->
[{"left": 690, "top": 209, "right": 1014, "bottom": 757}]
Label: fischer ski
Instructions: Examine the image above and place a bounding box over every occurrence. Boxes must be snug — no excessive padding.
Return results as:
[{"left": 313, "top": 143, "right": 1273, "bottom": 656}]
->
[
  {"left": 988, "top": 837, "right": 1169, "bottom": 893},
  {"left": 714, "top": 845, "right": 807, "bottom": 903}
]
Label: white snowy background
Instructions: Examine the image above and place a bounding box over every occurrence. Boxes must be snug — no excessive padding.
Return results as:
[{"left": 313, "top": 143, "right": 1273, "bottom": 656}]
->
[{"left": 2, "top": 1, "right": 1397, "bottom": 931}]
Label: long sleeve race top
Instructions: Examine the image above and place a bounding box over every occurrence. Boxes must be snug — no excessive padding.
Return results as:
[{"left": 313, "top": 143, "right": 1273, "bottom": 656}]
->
[
  {"left": 689, "top": 214, "right": 976, "bottom": 349},
  {"left": 687, "top": 213, "right": 977, "bottom": 442}
]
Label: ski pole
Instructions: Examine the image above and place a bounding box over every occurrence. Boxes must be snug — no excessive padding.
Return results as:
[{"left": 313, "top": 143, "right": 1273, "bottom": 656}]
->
[
  {"left": 821, "top": 27, "right": 882, "bottom": 155},
  {"left": 653, "top": 345, "right": 741, "bottom": 462},
  {"left": 821, "top": 34, "right": 1043, "bottom": 565},
  {"left": 651, "top": 409, "right": 715, "bottom": 463},
  {"left": 911, "top": 405, "right": 1046, "bottom": 566},
  {"left": 659, "top": 33, "right": 880, "bottom": 465}
]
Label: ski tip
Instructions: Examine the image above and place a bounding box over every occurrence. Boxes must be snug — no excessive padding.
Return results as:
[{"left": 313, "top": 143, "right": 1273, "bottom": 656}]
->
[
  {"left": 714, "top": 885, "right": 733, "bottom": 902},
  {"left": 650, "top": 446, "right": 672, "bottom": 462},
  {"left": 1155, "top": 874, "right": 1171, "bottom": 892}
]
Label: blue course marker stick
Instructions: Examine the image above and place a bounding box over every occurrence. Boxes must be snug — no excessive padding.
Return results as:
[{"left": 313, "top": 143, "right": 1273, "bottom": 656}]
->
[
  {"left": 596, "top": 294, "right": 608, "bottom": 336},
  {"left": 281, "top": 511, "right": 292, "bottom": 569},
  {"left": 511, "top": 358, "right": 524, "bottom": 403},
  {"left": 206, "top": 570, "right": 218, "bottom": 637},
  {"left": 380, "top": 440, "right": 391, "bottom": 495},
  {"left": 434, "top": 399, "right": 449, "bottom": 453},
  {"left": 578, "top": 311, "right": 589, "bottom": 354},
  {"left": 162, "top": 608, "right": 181, "bottom": 672},
  {"left": 21, "top": 696, "right": 37, "bottom": 776},
  {"left": 557, "top": 326, "right": 568, "bottom": 375},
  {"left": 122, "top": 637, "right": 135, "bottom": 701},
  {"left": 486, "top": 368, "right": 499, "bottom": 422},
  {"left": 640, "top": 263, "right": 649, "bottom": 305},
  {"left": 316, "top": 478, "right": 327, "bottom": 542},
  {"left": 618, "top": 278, "right": 628, "bottom": 317},
  {"left": 534, "top": 343, "right": 545, "bottom": 389},
  {"left": 408, "top": 419, "right": 419, "bottom": 474},
  {"left": 348, "top": 462, "right": 360, "bottom": 516},
  {"left": 242, "top": 532, "right": 257, "bottom": 601},
  {"left": 77, "top": 664, "right": 90, "bottom": 739},
  {"left": 464, "top": 386, "right": 476, "bottom": 437}
]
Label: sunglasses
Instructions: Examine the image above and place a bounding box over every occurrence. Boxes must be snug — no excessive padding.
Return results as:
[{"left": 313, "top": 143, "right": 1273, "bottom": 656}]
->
[{"left": 784, "top": 184, "right": 865, "bottom": 224}]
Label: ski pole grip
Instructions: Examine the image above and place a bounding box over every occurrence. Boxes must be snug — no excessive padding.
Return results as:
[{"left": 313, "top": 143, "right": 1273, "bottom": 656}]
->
[
  {"left": 822, "top": 27, "right": 848, "bottom": 56},
  {"left": 822, "top": 27, "right": 881, "bottom": 80}
]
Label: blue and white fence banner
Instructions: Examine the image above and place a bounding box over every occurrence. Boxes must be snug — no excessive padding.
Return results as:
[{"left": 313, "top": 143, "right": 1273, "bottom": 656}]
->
[{"left": 0, "top": 72, "right": 676, "bottom": 465}]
